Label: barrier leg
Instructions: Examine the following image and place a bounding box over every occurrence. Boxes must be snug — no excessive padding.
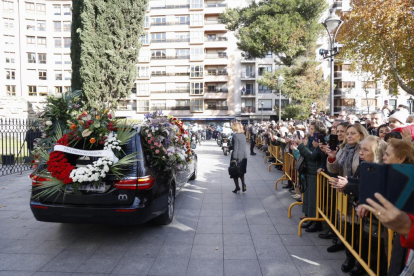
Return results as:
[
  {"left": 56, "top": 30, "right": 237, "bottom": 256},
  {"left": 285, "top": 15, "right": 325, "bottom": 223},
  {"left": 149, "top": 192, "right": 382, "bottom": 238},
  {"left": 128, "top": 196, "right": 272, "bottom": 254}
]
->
[
  {"left": 268, "top": 161, "right": 282, "bottom": 172},
  {"left": 288, "top": 201, "right": 303, "bottom": 218},
  {"left": 275, "top": 174, "right": 288, "bottom": 190}
]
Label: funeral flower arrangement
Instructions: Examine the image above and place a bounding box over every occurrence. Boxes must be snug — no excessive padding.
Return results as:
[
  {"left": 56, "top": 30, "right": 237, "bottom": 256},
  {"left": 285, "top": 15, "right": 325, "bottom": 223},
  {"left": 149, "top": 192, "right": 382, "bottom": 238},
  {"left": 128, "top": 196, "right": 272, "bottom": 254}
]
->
[
  {"left": 140, "top": 111, "right": 194, "bottom": 172},
  {"left": 32, "top": 91, "right": 139, "bottom": 199}
]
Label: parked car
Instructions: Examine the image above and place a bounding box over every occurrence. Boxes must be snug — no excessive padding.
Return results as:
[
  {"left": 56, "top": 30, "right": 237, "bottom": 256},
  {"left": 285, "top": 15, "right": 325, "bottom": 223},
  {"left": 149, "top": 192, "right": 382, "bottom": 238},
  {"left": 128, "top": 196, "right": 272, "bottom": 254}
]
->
[{"left": 30, "top": 127, "right": 197, "bottom": 225}]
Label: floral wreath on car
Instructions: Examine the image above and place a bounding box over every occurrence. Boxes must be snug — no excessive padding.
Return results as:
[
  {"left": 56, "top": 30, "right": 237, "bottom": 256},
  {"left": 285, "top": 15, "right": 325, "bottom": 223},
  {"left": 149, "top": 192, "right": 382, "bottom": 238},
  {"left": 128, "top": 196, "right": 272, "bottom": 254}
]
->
[
  {"left": 140, "top": 111, "right": 194, "bottom": 172},
  {"left": 31, "top": 92, "right": 139, "bottom": 199}
]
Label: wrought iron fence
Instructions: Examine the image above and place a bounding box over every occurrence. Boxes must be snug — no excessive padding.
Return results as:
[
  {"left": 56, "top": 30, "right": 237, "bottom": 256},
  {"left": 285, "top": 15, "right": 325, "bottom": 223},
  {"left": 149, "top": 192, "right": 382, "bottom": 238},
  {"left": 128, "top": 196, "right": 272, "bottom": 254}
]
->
[{"left": 0, "top": 118, "right": 40, "bottom": 177}]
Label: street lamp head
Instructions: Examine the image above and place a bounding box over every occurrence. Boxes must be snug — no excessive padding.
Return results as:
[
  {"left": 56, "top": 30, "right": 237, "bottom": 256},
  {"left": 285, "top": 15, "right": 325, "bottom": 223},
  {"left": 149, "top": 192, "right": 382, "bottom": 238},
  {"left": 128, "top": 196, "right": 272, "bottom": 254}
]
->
[
  {"left": 261, "top": 101, "right": 264, "bottom": 106},
  {"left": 323, "top": 13, "right": 342, "bottom": 33},
  {"left": 277, "top": 74, "right": 285, "bottom": 90}
]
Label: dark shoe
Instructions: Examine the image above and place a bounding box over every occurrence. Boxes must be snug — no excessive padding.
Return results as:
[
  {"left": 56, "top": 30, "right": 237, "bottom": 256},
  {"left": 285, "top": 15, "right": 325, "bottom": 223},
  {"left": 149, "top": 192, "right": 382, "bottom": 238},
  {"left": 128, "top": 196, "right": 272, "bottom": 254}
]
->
[
  {"left": 242, "top": 184, "right": 247, "bottom": 192},
  {"left": 318, "top": 230, "right": 336, "bottom": 239},
  {"left": 232, "top": 188, "right": 241, "bottom": 193},
  {"left": 250, "top": 153, "right": 256, "bottom": 155},
  {"left": 305, "top": 222, "right": 322, "bottom": 232},
  {"left": 349, "top": 262, "right": 364, "bottom": 276},
  {"left": 301, "top": 221, "right": 313, "bottom": 229},
  {"left": 282, "top": 184, "right": 293, "bottom": 189},
  {"left": 327, "top": 239, "right": 345, "bottom": 252},
  {"left": 295, "top": 198, "right": 302, "bottom": 202},
  {"left": 341, "top": 257, "right": 356, "bottom": 273}
]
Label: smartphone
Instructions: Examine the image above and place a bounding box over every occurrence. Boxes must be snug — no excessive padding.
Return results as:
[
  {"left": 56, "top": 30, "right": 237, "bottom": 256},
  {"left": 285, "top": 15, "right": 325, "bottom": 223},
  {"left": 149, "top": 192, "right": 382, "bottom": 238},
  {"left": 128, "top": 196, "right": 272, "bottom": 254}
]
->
[
  {"left": 360, "top": 163, "right": 414, "bottom": 213},
  {"left": 328, "top": 134, "right": 339, "bottom": 151},
  {"left": 313, "top": 132, "right": 319, "bottom": 143},
  {"left": 296, "top": 131, "right": 301, "bottom": 139},
  {"left": 318, "top": 133, "right": 326, "bottom": 145}
]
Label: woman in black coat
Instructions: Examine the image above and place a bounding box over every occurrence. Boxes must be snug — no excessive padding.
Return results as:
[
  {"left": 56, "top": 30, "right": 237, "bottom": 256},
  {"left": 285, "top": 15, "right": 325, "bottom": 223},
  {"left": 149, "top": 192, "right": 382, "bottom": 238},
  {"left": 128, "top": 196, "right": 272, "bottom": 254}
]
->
[{"left": 230, "top": 122, "right": 248, "bottom": 193}]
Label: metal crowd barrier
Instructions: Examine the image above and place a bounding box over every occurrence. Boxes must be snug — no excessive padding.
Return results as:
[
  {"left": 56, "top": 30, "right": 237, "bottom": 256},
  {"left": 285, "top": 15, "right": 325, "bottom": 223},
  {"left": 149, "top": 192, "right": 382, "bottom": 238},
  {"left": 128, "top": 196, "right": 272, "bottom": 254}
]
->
[
  {"left": 263, "top": 145, "right": 395, "bottom": 276},
  {"left": 263, "top": 144, "right": 283, "bottom": 172}
]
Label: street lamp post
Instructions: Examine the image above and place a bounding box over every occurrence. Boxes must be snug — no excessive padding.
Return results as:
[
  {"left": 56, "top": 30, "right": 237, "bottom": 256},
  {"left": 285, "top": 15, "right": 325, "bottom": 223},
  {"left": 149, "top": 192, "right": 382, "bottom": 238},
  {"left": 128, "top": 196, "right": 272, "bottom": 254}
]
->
[
  {"left": 276, "top": 75, "right": 285, "bottom": 122},
  {"left": 409, "top": 96, "right": 414, "bottom": 114},
  {"left": 321, "top": 9, "right": 343, "bottom": 116},
  {"left": 261, "top": 101, "right": 264, "bottom": 123}
]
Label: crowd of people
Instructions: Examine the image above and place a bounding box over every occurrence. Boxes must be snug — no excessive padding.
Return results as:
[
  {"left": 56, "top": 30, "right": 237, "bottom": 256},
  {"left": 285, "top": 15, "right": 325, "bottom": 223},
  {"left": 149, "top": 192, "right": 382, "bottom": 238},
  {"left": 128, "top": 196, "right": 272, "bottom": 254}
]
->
[{"left": 245, "top": 107, "right": 414, "bottom": 276}]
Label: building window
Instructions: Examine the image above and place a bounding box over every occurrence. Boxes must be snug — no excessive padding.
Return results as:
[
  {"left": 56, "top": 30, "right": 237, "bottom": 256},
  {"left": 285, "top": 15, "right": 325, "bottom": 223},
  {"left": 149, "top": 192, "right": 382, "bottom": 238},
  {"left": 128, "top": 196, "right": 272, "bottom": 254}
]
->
[
  {"left": 64, "top": 86, "right": 71, "bottom": 93},
  {"left": 26, "top": 2, "right": 35, "bottom": 13},
  {"left": 27, "top": 52, "right": 36, "bottom": 63},
  {"left": 5, "top": 52, "right": 15, "bottom": 63},
  {"left": 175, "top": 16, "right": 189, "bottom": 25},
  {"left": 175, "top": 100, "right": 190, "bottom": 107},
  {"left": 38, "top": 71, "right": 47, "bottom": 80},
  {"left": 36, "top": 3, "right": 45, "bottom": 14},
  {"left": 27, "top": 36, "right": 35, "bottom": 46},
  {"left": 55, "top": 86, "right": 62, "bottom": 94},
  {"left": 5, "top": 69, "right": 15, "bottom": 80},
  {"left": 191, "top": 99, "right": 204, "bottom": 112},
  {"left": 150, "top": 17, "right": 166, "bottom": 26},
  {"left": 38, "top": 53, "right": 46, "bottom": 64},
  {"left": 64, "top": 70, "right": 71, "bottom": 80},
  {"left": 26, "top": 20, "right": 35, "bottom": 31},
  {"left": 190, "top": 13, "right": 203, "bottom": 26},
  {"left": 53, "top": 5, "right": 61, "bottom": 15},
  {"left": 190, "top": 65, "right": 203, "bottom": 78},
  {"left": 3, "top": 1, "right": 14, "bottom": 13},
  {"left": 54, "top": 54, "right": 62, "bottom": 64},
  {"left": 362, "top": 81, "right": 377, "bottom": 89},
  {"left": 6, "top": 85, "right": 16, "bottom": 96},
  {"left": 137, "top": 83, "right": 150, "bottom": 96},
  {"left": 137, "top": 100, "right": 149, "bottom": 112},
  {"left": 64, "top": 38, "right": 71, "bottom": 48},
  {"left": 190, "top": 0, "right": 203, "bottom": 9},
  {"left": 63, "top": 54, "right": 71, "bottom": 64},
  {"left": 28, "top": 85, "right": 37, "bottom": 96},
  {"left": 37, "top": 20, "right": 46, "bottom": 31},
  {"left": 259, "top": 100, "right": 272, "bottom": 111},
  {"left": 37, "top": 37, "right": 46, "bottom": 48},
  {"left": 151, "top": 33, "right": 166, "bottom": 43},
  {"left": 54, "top": 37, "right": 62, "bottom": 48},
  {"left": 55, "top": 70, "right": 62, "bottom": 80},
  {"left": 258, "top": 65, "right": 272, "bottom": 76},
  {"left": 63, "top": 21, "right": 71, "bottom": 32},
  {"left": 340, "top": 81, "right": 355, "bottom": 89},
  {"left": 190, "top": 31, "right": 203, "bottom": 43},
  {"left": 265, "top": 51, "right": 272, "bottom": 58},
  {"left": 190, "top": 82, "right": 204, "bottom": 95},
  {"left": 4, "top": 35, "right": 15, "bottom": 45},
  {"left": 63, "top": 5, "right": 71, "bottom": 15},
  {"left": 4, "top": 18, "right": 14, "bottom": 30},
  {"left": 190, "top": 47, "right": 204, "bottom": 60},
  {"left": 137, "top": 66, "right": 150, "bottom": 78},
  {"left": 141, "top": 33, "right": 150, "bottom": 44},
  {"left": 54, "top": 21, "right": 61, "bottom": 32},
  {"left": 38, "top": 86, "right": 48, "bottom": 96},
  {"left": 151, "top": 50, "right": 166, "bottom": 59}
]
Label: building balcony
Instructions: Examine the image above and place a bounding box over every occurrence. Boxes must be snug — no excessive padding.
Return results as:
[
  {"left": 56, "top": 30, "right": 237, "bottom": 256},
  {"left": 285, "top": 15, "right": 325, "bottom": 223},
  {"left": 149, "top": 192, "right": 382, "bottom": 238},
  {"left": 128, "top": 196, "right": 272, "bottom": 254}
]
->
[
  {"left": 205, "top": 37, "right": 228, "bottom": 42},
  {"left": 205, "top": 88, "right": 228, "bottom": 93},
  {"left": 151, "top": 38, "right": 190, "bottom": 43},
  {"left": 206, "top": 106, "right": 229, "bottom": 110},
  {"left": 241, "top": 57, "right": 255, "bottom": 63},
  {"left": 334, "top": 71, "right": 342, "bottom": 79},
  {"left": 150, "top": 105, "right": 166, "bottom": 110},
  {"left": 204, "top": 20, "right": 223, "bottom": 25},
  {"left": 151, "top": 21, "right": 190, "bottom": 26},
  {"left": 258, "top": 107, "right": 273, "bottom": 111},
  {"left": 258, "top": 89, "right": 273, "bottom": 94},
  {"left": 241, "top": 72, "right": 255, "bottom": 79},
  {"left": 241, "top": 90, "right": 255, "bottom": 96},
  {"left": 150, "top": 55, "right": 190, "bottom": 60},
  {"left": 166, "top": 89, "right": 190, "bottom": 93},
  {"left": 205, "top": 70, "right": 228, "bottom": 76},
  {"left": 151, "top": 72, "right": 167, "bottom": 77},
  {"left": 205, "top": 3, "right": 227, "bottom": 8},
  {"left": 150, "top": 4, "right": 190, "bottom": 10},
  {"left": 205, "top": 54, "right": 227, "bottom": 59},
  {"left": 166, "top": 106, "right": 191, "bottom": 110},
  {"left": 242, "top": 107, "right": 255, "bottom": 113}
]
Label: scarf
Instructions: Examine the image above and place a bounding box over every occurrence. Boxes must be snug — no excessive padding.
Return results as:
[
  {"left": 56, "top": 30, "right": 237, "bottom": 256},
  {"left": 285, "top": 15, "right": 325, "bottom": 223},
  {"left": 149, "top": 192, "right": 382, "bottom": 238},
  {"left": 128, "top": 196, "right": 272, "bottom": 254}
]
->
[{"left": 338, "top": 144, "right": 357, "bottom": 177}]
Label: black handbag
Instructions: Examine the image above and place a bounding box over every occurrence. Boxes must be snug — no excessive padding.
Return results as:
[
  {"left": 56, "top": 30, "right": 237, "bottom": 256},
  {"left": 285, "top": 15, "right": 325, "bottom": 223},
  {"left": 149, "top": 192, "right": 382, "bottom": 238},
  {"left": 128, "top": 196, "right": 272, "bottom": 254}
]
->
[
  {"left": 294, "top": 156, "right": 307, "bottom": 174},
  {"left": 228, "top": 160, "right": 240, "bottom": 177}
]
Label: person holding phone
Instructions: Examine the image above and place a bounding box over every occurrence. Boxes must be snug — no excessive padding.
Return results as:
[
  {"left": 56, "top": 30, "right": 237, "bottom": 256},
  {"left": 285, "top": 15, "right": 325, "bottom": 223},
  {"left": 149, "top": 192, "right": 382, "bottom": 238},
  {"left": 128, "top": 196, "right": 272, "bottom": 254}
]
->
[{"left": 326, "top": 124, "right": 369, "bottom": 273}]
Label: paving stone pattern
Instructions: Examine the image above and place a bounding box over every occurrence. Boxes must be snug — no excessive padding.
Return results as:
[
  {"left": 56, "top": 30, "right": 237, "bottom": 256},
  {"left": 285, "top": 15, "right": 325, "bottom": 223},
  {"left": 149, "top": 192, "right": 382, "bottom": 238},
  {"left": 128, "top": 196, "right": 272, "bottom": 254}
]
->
[{"left": 0, "top": 140, "right": 348, "bottom": 275}]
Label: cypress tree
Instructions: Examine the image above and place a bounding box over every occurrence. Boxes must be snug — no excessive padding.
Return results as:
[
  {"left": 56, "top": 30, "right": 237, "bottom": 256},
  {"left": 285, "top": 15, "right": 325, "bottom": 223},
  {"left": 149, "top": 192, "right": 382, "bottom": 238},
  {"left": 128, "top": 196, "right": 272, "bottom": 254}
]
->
[{"left": 71, "top": 0, "right": 148, "bottom": 108}]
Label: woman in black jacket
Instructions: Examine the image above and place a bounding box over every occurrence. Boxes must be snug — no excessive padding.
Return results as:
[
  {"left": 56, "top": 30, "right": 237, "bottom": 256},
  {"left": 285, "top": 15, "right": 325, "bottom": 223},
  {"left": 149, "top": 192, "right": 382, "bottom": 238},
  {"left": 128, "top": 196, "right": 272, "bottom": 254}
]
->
[{"left": 229, "top": 122, "right": 248, "bottom": 193}]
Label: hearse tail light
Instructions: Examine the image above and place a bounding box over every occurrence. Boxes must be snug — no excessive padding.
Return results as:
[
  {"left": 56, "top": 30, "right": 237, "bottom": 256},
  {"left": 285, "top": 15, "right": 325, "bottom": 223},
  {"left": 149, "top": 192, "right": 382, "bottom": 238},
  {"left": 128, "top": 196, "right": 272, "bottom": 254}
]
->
[
  {"left": 114, "top": 176, "right": 155, "bottom": 190},
  {"left": 31, "top": 175, "right": 50, "bottom": 186}
]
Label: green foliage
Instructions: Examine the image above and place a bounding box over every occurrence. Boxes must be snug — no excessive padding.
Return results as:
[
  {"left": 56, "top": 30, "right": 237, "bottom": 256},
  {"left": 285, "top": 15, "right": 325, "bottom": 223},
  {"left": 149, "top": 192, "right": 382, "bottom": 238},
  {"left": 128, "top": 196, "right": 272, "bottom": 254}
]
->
[
  {"left": 71, "top": 0, "right": 149, "bottom": 107},
  {"left": 220, "top": 0, "right": 327, "bottom": 66},
  {"left": 260, "top": 60, "right": 329, "bottom": 120},
  {"left": 115, "top": 121, "right": 136, "bottom": 146}
]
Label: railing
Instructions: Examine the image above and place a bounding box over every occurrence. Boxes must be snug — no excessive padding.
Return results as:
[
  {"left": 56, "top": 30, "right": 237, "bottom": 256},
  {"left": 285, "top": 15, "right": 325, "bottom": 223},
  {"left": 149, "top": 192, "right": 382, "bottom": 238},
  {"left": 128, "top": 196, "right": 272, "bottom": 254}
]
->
[
  {"left": 166, "top": 106, "right": 190, "bottom": 110},
  {"left": 205, "top": 54, "right": 227, "bottom": 59},
  {"left": 205, "top": 37, "right": 228, "bottom": 42},
  {"left": 150, "top": 105, "right": 166, "bottom": 110},
  {"left": 205, "top": 3, "right": 227, "bottom": 8},
  {"left": 241, "top": 107, "right": 255, "bottom": 113},
  {"left": 258, "top": 107, "right": 273, "bottom": 111},
  {"left": 150, "top": 4, "right": 190, "bottom": 9},
  {"left": 258, "top": 89, "right": 272, "bottom": 94},
  {"left": 151, "top": 21, "right": 190, "bottom": 26},
  {"left": 205, "top": 88, "right": 228, "bottom": 93},
  {"left": 0, "top": 118, "right": 39, "bottom": 177},
  {"left": 241, "top": 89, "right": 255, "bottom": 95},
  {"left": 241, "top": 72, "right": 255, "bottom": 78},
  {"left": 151, "top": 55, "right": 190, "bottom": 60},
  {"left": 151, "top": 38, "right": 190, "bottom": 43},
  {"left": 151, "top": 72, "right": 167, "bottom": 76},
  {"left": 206, "top": 106, "right": 228, "bottom": 110},
  {"left": 334, "top": 72, "right": 343, "bottom": 78},
  {"left": 166, "top": 89, "right": 190, "bottom": 93},
  {"left": 204, "top": 20, "right": 222, "bottom": 25},
  {"left": 205, "top": 71, "right": 228, "bottom": 76}
]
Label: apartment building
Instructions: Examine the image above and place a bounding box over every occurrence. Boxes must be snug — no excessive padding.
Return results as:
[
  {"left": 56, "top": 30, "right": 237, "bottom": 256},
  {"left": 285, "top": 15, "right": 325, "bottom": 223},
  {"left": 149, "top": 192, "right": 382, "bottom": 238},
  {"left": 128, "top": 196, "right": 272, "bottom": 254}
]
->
[{"left": 1, "top": 0, "right": 72, "bottom": 109}]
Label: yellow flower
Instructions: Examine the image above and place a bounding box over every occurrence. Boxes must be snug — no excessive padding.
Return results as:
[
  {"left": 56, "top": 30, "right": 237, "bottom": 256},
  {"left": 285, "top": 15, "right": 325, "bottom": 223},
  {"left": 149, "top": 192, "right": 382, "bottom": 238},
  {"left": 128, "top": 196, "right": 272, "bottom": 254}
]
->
[{"left": 96, "top": 115, "right": 101, "bottom": 120}]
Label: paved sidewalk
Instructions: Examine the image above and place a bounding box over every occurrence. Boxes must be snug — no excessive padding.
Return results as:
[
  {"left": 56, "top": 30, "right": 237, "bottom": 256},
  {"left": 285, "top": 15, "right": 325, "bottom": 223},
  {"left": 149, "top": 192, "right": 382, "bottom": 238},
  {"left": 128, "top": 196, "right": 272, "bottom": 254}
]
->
[{"left": 0, "top": 140, "right": 347, "bottom": 276}]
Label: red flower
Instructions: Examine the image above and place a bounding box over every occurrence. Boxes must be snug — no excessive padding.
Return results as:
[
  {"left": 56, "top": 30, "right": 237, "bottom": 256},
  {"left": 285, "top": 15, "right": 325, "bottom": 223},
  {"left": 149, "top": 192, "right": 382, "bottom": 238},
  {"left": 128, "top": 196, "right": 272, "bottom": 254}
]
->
[{"left": 107, "top": 114, "right": 112, "bottom": 119}]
